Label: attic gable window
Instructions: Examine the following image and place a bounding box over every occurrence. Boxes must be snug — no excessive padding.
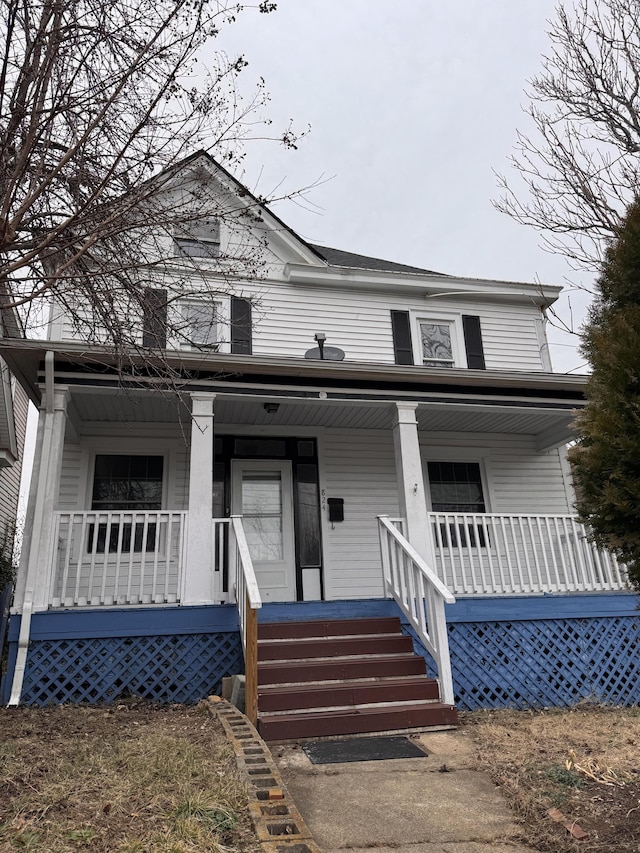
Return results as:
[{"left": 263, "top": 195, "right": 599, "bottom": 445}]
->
[{"left": 174, "top": 218, "right": 220, "bottom": 259}]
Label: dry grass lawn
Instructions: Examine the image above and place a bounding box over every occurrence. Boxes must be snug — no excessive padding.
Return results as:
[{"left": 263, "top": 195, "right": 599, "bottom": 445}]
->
[
  {"left": 467, "top": 706, "right": 640, "bottom": 851},
  {"left": 2, "top": 702, "right": 640, "bottom": 852},
  {"left": 0, "top": 703, "right": 261, "bottom": 853}
]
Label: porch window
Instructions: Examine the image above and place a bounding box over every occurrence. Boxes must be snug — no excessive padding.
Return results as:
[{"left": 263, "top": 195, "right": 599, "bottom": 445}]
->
[
  {"left": 90, "top": 455, "right": 164, "bottom": 553},
  {"left": 427, "top": 461, "right": 487, "bottom": 547}
]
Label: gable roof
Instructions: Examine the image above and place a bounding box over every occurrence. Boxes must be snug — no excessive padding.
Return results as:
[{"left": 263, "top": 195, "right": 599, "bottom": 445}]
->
[
  {"left": 158, "top": 152, "right": 451, "bottom": 276},
  {"left": 310, "top": 244, "right": 447, "bottom": 276}
]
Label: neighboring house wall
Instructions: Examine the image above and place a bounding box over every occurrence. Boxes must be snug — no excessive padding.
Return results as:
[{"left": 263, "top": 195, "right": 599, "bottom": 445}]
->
[{"left": 0, "top": 375, "right": 28, "bottom": 536}]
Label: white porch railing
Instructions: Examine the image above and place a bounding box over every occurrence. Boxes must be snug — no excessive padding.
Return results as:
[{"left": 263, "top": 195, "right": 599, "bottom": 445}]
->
[
  {"left": 50, "top": 511, "right": 187, "bottom": 606},
  {"left": 428, "top": 512, "right": 628, "bottom": 596},
  {"left": 378, "top": 515, "right": 455, "bottom": 705},
  {"left": 226, "top": 515, "right": 261, "bottom": 725}
]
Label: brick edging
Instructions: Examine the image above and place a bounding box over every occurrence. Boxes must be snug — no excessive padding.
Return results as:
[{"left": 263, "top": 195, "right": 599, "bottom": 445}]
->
[{"left": 205, "top": 697, "right": 322, "bottom": 853}]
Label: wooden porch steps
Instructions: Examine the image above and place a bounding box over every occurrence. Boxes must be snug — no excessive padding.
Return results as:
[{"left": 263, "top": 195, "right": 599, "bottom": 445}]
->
[{"left": 256, "top": 616, "right": 457, "bottom": 741}]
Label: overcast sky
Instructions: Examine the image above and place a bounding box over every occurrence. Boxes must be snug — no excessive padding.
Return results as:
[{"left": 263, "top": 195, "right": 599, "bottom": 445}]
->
[{"left": 212, "top": 0, "right": 593, "bottom": 373}]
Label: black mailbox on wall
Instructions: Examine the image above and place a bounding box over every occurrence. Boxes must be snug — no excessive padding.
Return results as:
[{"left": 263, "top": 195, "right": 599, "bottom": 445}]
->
[{"left": 327, "top": 498, "right": 344, "bottom": 523}]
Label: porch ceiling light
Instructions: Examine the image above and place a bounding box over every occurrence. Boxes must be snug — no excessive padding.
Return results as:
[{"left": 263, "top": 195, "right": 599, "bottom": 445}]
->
[{"left": 264, "top": 403, "right": 280, "bottom": 414}]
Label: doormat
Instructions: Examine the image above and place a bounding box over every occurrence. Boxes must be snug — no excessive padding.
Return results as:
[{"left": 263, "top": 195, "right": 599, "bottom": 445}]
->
[{"left": 302, "top": 735, "right": 428, "bottom": 765}]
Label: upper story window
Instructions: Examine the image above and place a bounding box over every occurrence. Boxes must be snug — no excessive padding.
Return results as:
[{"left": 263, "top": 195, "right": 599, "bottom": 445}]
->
[
  {"left": 174, "top": 218, "right": 220, "bottom": 259},
  {"left": 181, "top": 300, "right": 220, "bottom": 349},
  {"left": 391, "top": 310, "right": 485, "bottom": 370},
  {"left": 419, "top": 321, "right": 456, "bottom": 368}
]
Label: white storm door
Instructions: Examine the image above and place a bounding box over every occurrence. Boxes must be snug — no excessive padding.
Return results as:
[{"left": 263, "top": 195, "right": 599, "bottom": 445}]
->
[{"left": 231, "top": 460, "right": 296, "bottom": 603}]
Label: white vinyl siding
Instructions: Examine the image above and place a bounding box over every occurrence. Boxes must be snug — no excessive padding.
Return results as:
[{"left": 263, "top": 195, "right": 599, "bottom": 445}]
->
[
  {"left": 420, "top": 433, "right": 572, "bottom": 515},
  {"left": 321, "top": 429, "right": 399, "bottom": 600},
  {"left": 50, "top": 279, "right": 547, "bottom": 372},
  {"left": 241, "top": 282, "right": 546, "bottom": 372}
]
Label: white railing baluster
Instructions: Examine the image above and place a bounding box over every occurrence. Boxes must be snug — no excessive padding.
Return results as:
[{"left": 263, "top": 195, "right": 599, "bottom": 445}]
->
[
  {"left": 49, "top": 511, "right": 186, "bottom": 607},
  {"left": 426, "top": 512, "right": 629, "bottom": 596},
  {"left": 56, "top": 513, "right": 73, "bottom": 607}
]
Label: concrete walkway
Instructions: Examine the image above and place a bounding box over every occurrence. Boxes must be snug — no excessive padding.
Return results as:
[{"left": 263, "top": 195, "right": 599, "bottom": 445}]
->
[{"left": 271, "top": 729, "right": 537, "bottom": 853}]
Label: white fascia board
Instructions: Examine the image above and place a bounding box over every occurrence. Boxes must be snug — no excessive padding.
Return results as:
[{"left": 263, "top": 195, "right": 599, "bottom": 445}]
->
[{"left": 284, "top": 263, "right": 562, "bottom": 307}]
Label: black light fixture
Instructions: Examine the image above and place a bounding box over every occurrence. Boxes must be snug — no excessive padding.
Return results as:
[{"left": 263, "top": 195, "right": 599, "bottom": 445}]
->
[{"left": 264, "top": 403, "right": 280, "bottom": 414}]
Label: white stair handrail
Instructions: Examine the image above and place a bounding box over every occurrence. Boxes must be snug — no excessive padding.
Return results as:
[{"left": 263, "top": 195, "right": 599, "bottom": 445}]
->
[
  {"left": 228, "top": 515, "right": 261, "bottom": 725},
  {"left": 378, "top": 515, "right": 455, "bottom": 706}
]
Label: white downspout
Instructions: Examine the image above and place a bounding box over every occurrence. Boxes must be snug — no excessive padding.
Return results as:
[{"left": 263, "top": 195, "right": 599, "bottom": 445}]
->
[{"left": 8, "top": 352, "right": 56, "bottom": 706}]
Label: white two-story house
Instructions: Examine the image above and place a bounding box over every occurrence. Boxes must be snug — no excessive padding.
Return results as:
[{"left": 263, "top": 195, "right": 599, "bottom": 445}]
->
[{"left": 2, "top": 153, "right": 636, "bottom": 738}]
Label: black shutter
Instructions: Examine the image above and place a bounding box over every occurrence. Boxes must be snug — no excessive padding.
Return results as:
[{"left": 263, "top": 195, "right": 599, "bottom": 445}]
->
[
  {"left": 142, "top": 288, "right": 167, "bottom": 348},
  {"left": 391, "top": 310, "right": 413, "bottom": 365},
  {"left": 462, "top": 315, "right": 486, "bottom": 369},
  {"left": 231, "top": 297, "right": 252, "bottom": 354}
]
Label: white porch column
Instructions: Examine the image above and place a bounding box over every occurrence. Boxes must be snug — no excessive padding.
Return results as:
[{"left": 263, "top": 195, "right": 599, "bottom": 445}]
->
[
  {"left": 9, "top": 385, "right": 69, "bottom": 705},
  {"left": 392, "top": 402, "right": 436, "bottom": 567},
  {"left": 182, "top": 393, "right": 216, "bottom": 605},
  {"left": 29, "top": 388, "right": 70, "bottom": 612}
]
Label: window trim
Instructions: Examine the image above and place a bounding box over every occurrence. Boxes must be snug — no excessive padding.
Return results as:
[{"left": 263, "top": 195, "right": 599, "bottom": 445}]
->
[
  {"left": 87, "top": 449, "right": 169, "bottom": 513},
  {"left": 173, "top": 218, "right": 221, "bottom": 260},
  {"left": 411, "top": 311, "right": 464, "bottom": 369},
  {"left": 88, "top": 452, "right": 168, "bottom": 556},
  {"left": 178, "top": 298, "right": 225, "bottom": 351},
  {"left": 423, "top": 456, "right": 491, "bottom": 514}
]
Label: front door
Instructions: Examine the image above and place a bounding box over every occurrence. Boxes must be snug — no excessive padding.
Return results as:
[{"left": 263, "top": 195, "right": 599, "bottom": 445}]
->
[{"left": 231, "top": 460, "right": 296, "bottom": 602}]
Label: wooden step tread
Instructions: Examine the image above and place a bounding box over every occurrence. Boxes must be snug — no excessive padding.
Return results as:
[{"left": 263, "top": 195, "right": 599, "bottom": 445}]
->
[
  {"left": 258, "top": 617, "right": 402, "bottom": 640},
  {"left": 258, "top": 702, "right": 457, "bottom": 740},
  {"left": 258, "top": 634, "right": 413, "bottom": 661},
  {"left": 258, "top": 654, "right": 427, "bottom": 685},
  {"left": 258, "top": 677, "right": 440, "bottom": 711}
]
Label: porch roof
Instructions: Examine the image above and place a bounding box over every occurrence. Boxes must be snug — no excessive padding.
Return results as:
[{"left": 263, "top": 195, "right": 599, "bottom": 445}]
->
[
  {"left": 0, "top": 339, "right": 587, "bottom": 405},
  {"left": 64, "top": 385, "right": 578, "bottom": 451}
]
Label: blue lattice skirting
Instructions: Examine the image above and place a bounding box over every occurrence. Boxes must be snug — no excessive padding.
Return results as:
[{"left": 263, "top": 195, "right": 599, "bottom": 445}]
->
[
  {"left": 406, "top": 593, "right": 640, "bottom": 711},
  {"left": 2, "top": 606, "right": 243, "bottom": 706},
  {"left": 3, "top": 595, "right": 639, "bottom": 710}
]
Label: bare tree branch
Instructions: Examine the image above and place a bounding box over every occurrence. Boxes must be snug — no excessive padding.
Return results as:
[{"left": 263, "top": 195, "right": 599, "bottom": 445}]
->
[
  {"left": 0, "top": 0, "right": 310, "bottom": 370},
  {"left": 495, "top": 0, "right": 640, "bottom": 271}
]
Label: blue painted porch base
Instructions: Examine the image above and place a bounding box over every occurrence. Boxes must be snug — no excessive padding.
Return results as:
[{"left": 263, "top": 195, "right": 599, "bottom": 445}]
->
[
  {"left": 2, "top": 606, "right": 243, "bottom": 706},
  {"left": 3, "top": 593, "right": 639, "bottom": 710}
]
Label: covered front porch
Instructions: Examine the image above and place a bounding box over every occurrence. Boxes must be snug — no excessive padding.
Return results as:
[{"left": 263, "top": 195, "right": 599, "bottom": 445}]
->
[{"left": 7, "top": 347, "right": 632, "bottom": 712}]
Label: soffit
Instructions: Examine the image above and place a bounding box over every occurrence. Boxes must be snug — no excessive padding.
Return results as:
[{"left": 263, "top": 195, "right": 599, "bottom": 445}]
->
[{"left": 69, "top": 389, "right": 576, "bottom": 440}]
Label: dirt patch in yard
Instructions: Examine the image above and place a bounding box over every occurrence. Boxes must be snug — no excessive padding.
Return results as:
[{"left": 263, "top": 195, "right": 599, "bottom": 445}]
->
[
  {"left": 0, "top": 703, "right": 260, "bottom": 853},
  {"left": 467, "top": 706, "right": 640, "bottom": 852}
]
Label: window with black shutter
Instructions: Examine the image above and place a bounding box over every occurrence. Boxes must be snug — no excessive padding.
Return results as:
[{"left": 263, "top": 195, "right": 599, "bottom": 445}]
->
[
  {"left": 142, "top": 288, "right": 167, "bottom": 349},
  {"left": 390, "top": 310, "right": 413, "bottom": 365},
  {"left": 462, "top": 315, "right": 486, "bottom": 369},
  {"left": 231, "top": 297, "right": 252, "bottom": 354}
]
